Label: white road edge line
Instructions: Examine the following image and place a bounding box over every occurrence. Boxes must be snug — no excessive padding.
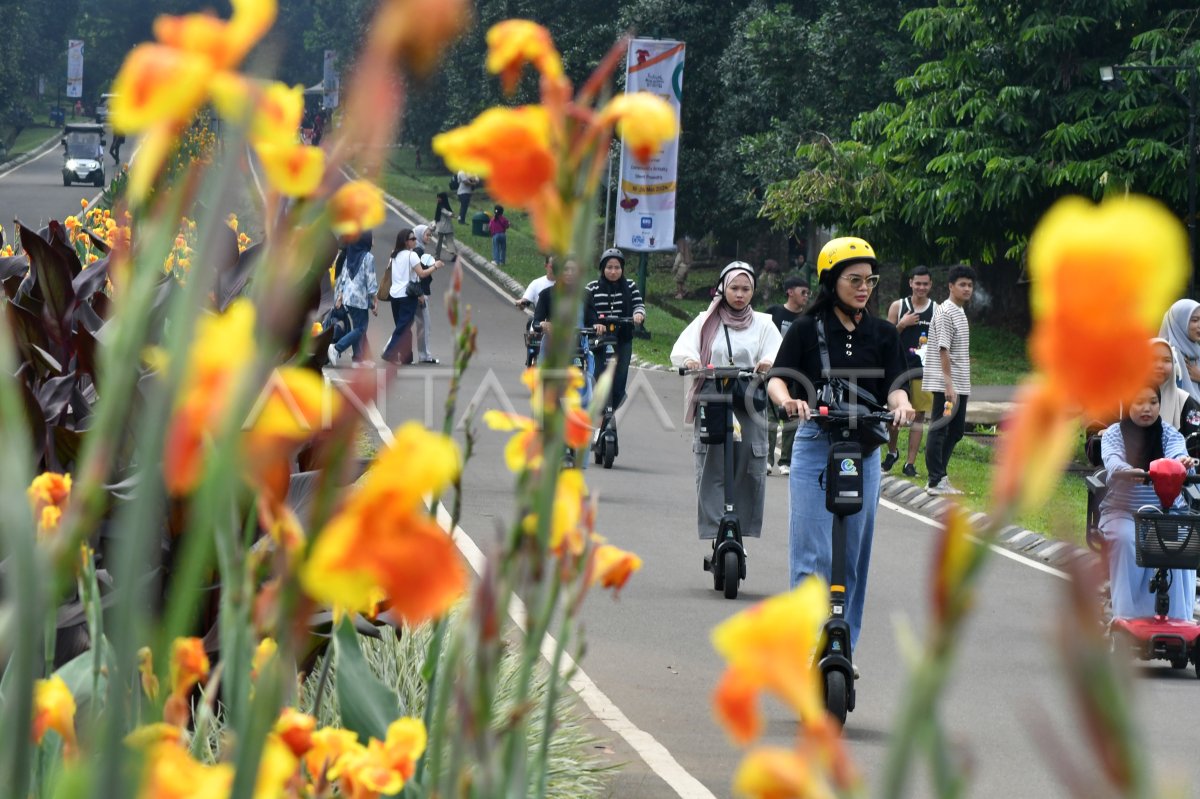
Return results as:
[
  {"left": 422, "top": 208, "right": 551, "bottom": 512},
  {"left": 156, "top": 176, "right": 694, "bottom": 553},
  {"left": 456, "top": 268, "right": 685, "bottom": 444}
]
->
[
  {"left": 329, "top": 377, "right": 719, "bottom": 799},
  {"left": 880, "top": 498, "right": 1069, "bottom": 581},
  {"left": 0, "top": 136, "right": 59, "bottom": 182}
]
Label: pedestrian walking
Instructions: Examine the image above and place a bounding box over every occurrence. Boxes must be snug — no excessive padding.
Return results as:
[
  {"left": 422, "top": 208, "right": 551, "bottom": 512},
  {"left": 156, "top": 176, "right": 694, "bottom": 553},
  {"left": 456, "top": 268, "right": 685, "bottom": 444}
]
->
[
  {"left": 672, "top": 262, "right": 781, "bottom": 546},
  {"left": 455, "top": 170, "right": 477, "bottom": 223},
  {"left": 882, "top": 265, "right": 937, "bottom": 477},
  {"left": 411, "top": 223, "right": 442, "bottom": 365},
  {"left": 326, "top": 231, "right": 379, "bottom": 366},
  {"left": 922, "top": 264, "right": 975, "bottom": 495},
  {"left": 489, "top": 205, "right": 510, "bottom": 265},
  {"left": 1159, "top": 299, "right": 1200, "bottom": 402},
  {"left": 767, "top": 237, "right": 915, "bottom": 657},
  {"left": 764, "top": 276, "right": 809, "bottom": 474},
  {"left": 381, "top": 228, "right": 443, "bottom": 365},
  {"left": 109, "top": 133, "right": 126, "bottom": 163},
  {"left": 586, "top": 248, "right": 646, "bottom": 411},
  {"left": 433, "top": 192, "right": 456, "bottom": 260}
]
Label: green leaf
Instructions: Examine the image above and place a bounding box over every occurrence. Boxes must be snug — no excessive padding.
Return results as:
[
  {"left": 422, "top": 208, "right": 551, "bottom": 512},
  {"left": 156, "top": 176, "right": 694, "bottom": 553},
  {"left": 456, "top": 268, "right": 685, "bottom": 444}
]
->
[
  {"left": 52, "top": 640, "right": 112, "bottom": 713},
  {"left": 333, "top": 618, "right": 400, "bottom": 743}
]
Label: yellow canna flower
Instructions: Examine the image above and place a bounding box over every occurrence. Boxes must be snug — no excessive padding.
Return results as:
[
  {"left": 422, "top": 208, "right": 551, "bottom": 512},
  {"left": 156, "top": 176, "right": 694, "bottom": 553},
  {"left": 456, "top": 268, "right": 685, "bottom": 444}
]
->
[
  {"left": 32, "top": 675, "right": 77, "bottom": 756},
  {"left": 599, "top": 92, "right": 679, "bottom": 165},
  {"left": 255, "top": 141, "right": 325, "bottom": 197},
  {"left": 110, "top": 44, "right": 213, "bottom": 133},
  {"left": 483, "top": 410, "right": 542, "bottom": 472},
  {"left": 137, "top": 742, "right": 233, "bottom": 799},
  {"left": 253, "top": 734, "right": 299, "bottom": 799},
  {"left": 152, "top": 0, "right": 277, "bottom": 73},
  {"left": 213, "top": 76, "right": 304, "bottom": 145},
  {"left": 329, "top": 717, "right": 427, "bottom": 797},
  {"left": 28, "top": 472, "right": 71, "bottom": 538},
  {"left": 329, "top": 180, "right": 386, "bottom": 240},
  {"left": 138, "top": 646, "right": 160, "bottom": 701},
  {"left": 591, "top": 543, "right": 642, "bottom": 594},
  {"left": 931, "top": 504, "right": 981, "bottom": 625},
  {"left": 732, "top": 746, "right": 835, "bottom": 799},
  {"left": 711, "top": 578, "right": 829, "bottom": 744},
  {"left": 304, "top": 728, "right": 361, "bottom": 785},
  {"left": 251, "top": 637, "right": 278, "bottom": 682},
  {"left": 485, "top": 20, "right": 564, "bottom": 95},
  {"left": 124, "top": 723, "right": 184, "bottom": 749},
  {"left": 433, "top": 106, "right": 554, "bottom": 207},
  {"left": 301, "top": 422, "right": 466, "bottom": 622}
]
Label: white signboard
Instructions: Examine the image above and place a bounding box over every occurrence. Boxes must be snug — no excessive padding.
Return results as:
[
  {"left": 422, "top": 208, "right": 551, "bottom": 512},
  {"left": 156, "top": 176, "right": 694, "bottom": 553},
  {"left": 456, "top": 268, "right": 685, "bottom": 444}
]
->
[
  {"left": 66, "top": 40, "right": 84, "bottom": 99},
  {"left": 322, "top": 50, "right": 339, "bottom": 109},
  {"left": 614, "top": 38, "right": 685, "bottom": 252}
]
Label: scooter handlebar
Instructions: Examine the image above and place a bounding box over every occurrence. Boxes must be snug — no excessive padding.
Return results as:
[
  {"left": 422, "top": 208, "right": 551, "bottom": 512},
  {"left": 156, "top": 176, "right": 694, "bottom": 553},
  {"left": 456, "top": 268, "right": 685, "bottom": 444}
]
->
[
  {"left": 678, "top": 366, "right": 759, "bottom": 379},
  {"left": 1110, "top": 468, "right": 1200, "bottom": 485},
  {"left": 796, "top": 406, "right": 895, "bottom": 425}
]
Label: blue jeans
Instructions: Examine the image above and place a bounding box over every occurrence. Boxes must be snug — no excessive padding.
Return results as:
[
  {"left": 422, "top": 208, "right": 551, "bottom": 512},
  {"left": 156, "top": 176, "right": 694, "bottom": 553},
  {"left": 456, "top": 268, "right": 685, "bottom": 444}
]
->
[
  {"left": 789, "top": 427, "right": 882, "bottom": 649},
  {"left": 492, "top": 232, "right": 507, "bottom": 264},
  {"left": 334, "top": 306, "right": 370, "bottom": 361},
  {"left": 382, "top": 296, "right": 420, "bottom": 362}
]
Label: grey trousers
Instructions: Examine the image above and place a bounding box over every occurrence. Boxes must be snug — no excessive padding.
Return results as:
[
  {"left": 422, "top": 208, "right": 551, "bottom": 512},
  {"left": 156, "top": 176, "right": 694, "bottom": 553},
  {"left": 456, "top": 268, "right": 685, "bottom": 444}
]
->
[
  {"left": 692, "top": 405, "right": 770, "bottom": 539},
  {"left": 414, "top": 300, "right": 434, "bottom": 360}
]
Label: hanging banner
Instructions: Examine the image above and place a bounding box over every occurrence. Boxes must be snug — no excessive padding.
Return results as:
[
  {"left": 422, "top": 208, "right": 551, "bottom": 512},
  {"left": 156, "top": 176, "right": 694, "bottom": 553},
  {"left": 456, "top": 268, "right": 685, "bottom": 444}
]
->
[
  {"left": 614, "top": 38, "right": 685, "bottom": 252},
  {"left": 322, "top": 50, "right": 339, "bottom": 109},
  {"left": 66, "top": 40, "right": 84, "bottom": 99}
]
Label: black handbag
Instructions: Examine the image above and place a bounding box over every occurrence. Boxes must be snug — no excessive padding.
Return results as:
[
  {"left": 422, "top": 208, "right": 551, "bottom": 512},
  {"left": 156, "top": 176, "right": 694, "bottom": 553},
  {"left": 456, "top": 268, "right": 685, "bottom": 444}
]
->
[
  {"left": 815, "top": 318, "right": 890, "bottom": 449},
  {"left": 722, "top": 325, "right": 769, "bottom": 414}
]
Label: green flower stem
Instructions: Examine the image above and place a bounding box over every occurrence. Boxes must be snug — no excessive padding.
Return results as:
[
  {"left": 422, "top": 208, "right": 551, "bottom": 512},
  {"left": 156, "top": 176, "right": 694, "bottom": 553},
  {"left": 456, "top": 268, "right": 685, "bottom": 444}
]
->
[
  {"left": 431, "top": 621, "right": 467, "bottom": 798},
  {"left": 533, "top": 609, "right": 572, "bottom": 799}
]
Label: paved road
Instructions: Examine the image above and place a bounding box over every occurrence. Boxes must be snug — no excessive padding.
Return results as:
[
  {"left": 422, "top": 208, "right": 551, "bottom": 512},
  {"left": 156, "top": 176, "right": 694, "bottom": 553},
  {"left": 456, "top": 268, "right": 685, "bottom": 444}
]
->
[
  {"left": 0, "top": 132, "right": 109, "bottom": 232},
  {"left": 5, "top": 150, "right": 1199, "bottom": 798}
]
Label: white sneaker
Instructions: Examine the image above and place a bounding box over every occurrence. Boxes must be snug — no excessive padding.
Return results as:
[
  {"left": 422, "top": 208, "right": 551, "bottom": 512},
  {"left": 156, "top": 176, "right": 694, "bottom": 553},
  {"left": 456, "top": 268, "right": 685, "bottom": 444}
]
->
[
  {"left": 327, "top": 344, "right": 339, "bottom": 366},
  {"left": 939, "top": 478, "right": 964, "bottom": 495},
  {"left": 767, "top": 464, "right": 774, "bottom": 475},
  {"left": 852, "top": 663, "right": 860, "bottom": 680},
  {"left": 926, "top": 481, "right": 945, "bottom": 495},
  {"left": 778, "top": 464, "right": 790, "bottom": 475}
]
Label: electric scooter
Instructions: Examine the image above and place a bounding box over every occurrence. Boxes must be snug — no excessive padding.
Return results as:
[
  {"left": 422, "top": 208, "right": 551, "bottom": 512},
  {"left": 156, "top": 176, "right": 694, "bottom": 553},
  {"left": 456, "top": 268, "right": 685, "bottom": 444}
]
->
[
  {"left": 806, "top": 403, "right": 894, "bottom": 725},
  {"left": 523, "top": 318, "right": 543, "bottom": 367},
  {"left": 592, "top": 316, "right": 636, "bottom": 469},
  {"left": 681, "top": 366, "right": 764, "bottom": 599},
  {"left": 560, "top": 327, "right": 601, "bottom": 469},
  {"left": 1088, "top": 459, "right": 1200, "bottom": 673}
]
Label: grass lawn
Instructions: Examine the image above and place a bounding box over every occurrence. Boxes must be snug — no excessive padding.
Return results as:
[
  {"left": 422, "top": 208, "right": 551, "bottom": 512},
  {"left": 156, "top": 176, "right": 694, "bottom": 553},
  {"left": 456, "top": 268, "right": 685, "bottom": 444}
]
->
[
  {"left": 884, "top": 428, "right": 1088, "bottom": 545},
  {"left": 971, "top": 324, "right": 1032, "bottom": 385},
  {"left": 4, "top": 125, "right": 58, "bottom": 161}
]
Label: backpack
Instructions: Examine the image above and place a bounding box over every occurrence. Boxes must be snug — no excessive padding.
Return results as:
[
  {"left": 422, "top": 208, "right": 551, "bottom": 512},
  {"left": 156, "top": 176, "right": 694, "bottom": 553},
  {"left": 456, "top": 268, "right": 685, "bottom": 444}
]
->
[{"left": 449, "top": 174, "right": 460, "bottom": 191}]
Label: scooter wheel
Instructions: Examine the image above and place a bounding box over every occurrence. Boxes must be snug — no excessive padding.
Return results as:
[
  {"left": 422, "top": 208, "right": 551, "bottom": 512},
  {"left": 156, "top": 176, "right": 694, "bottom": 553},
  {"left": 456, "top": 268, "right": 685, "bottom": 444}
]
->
[
  {"left": 603, "top": 443, "right": 615, "bottom": 469},
  {"left": 722, "top": 549, "right": 739, "bottom": 599},
  {"left": 593, "top": 440, "right": 603, "bottom": 465},
  {"left": 1170, "top": 654, "right": 1189, "bottom": 670},
  {"left": 824, "top": 669, "right": 848, "bottom": 726}
]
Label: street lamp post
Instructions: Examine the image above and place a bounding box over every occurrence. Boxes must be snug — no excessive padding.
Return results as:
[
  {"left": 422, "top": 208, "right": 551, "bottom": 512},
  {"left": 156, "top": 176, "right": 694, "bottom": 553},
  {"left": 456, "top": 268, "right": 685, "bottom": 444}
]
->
[{"left": 1101, "top": 63, "right": 1198, "bottom": 295}]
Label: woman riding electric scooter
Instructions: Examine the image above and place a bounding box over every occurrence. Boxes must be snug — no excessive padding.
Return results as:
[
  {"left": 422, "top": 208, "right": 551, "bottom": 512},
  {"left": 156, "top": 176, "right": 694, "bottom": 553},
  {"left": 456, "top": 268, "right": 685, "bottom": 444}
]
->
[
  {"left": 671, "top": 262, "right": 781, "bottom": 593},
  {"left": 767, "top": 237, "right": 915, "bottom": 674},
  {"left": 586, "top": 248, "right": 646, "bottom": 467}
]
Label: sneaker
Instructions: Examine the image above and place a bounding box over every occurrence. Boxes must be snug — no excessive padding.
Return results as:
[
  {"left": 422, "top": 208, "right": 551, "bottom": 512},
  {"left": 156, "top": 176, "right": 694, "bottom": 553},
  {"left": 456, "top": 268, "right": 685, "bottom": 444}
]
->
[
  {"left": 926, "top": 481, "right": 945, "bottom": 495},
  {"left": 420, "top": 357, "right": 440, "bottom": 365},
  {"left": 939, "top": 478, "right": 964, "bottom": 495},
  {"left": 351, "top": 360, "right": 375, "bottom": 369},
  {"left": 767, "top": 464, "right": 774, "bottom": 475},
  {"left": 326, "top": 344, "right": 339, "bottom": 366},
  {"left": 852, "top": 663, "right": 860, "bottom": 680},
  {"left": 881, "top": 449, "right": 900, "bottom": 471},
  {"left": 902, "top": 463, "right": 918, "bottom": 478},
  {"left": 778, "top": 464, "right": 790, "bottom": 475}
]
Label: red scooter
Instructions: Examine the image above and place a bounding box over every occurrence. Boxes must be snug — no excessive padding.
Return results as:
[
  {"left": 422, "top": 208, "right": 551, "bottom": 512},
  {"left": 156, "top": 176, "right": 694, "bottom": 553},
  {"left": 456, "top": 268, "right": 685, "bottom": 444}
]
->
[{"left": 1086, "top": 458, "right": 1200, "bottom": 674}]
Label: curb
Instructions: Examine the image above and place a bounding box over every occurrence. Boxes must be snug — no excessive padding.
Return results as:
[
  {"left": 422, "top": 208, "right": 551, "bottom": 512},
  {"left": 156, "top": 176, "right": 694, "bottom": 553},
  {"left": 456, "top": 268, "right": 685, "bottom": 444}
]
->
[{"left": 0, "top": 131, "right": 61, "bottom": 174}]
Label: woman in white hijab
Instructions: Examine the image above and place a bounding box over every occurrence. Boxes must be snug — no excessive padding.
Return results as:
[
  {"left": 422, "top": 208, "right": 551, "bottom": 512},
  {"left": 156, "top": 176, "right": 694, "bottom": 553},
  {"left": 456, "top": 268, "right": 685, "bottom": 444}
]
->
[
  {"left": 1151, "top": 337, "right": 1200, "bottom": 453},
  {"left": 1159, "top": 299, "right": 1200, "bottom": 401}
]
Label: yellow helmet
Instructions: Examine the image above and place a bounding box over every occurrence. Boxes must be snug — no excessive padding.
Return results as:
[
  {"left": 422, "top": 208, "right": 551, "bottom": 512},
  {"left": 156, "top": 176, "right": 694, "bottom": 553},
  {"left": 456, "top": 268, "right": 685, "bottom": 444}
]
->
[{"left": 816, "top": 237, "right": 878, "bottom": 279}]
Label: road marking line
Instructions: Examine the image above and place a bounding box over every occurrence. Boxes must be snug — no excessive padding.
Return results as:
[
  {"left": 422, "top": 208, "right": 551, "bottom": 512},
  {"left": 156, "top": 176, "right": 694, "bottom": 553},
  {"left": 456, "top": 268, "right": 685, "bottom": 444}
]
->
[
  {"left": 337, "top": 383, "right": 718, "bottom": 799},
  {"left": 880, "top": 498, "right": 1069, "bottom": 580}
]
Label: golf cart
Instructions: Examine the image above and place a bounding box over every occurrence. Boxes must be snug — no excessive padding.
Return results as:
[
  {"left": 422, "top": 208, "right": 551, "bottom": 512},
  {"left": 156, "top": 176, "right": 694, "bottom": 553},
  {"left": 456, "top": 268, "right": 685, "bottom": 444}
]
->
[{"left": 61, "top": 123, "right": 106, "bottom": 187}]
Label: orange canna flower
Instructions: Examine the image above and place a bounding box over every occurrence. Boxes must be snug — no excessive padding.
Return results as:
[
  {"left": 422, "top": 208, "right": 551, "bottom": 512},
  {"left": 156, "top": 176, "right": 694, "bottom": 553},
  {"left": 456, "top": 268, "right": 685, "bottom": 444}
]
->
[
  {"left": 1026, "top": 195, "right": 1187, "bottom": 420},
  {"left": 711, "top": 578, "right": 828, "bottom": 744},
  {"left": 109, "top": 44, "right": 213, "bottom": 133},
  {"left": 255, "top": 141, "right": 326, "bottom": 197},
  {"left": 274, "top": 708, "right": 316, "bottom": 758},
  {"left": 591, "top": 543, "right": 642, "bottom": 594},
  {"left": 163, "top": 300, "right": 257, "bottom": 495},
  {"left": 152, "top": 0, "right": 277, "bottom": 73},
  {"left": 330, "top": 181, "right": 386, "bottom": 240},
  {"left": 990, "top": 379, "right": 1078, "bottom": 513},
  {"left": 169, "top": 637, "right": 210, "bottom": 698},
  {"left": 304, "top": 728, "right": 362, "bottom": 785},
  {"left": 32, "top": 675, "right": 77, "bottom": 756},
  {"left": 212, "top": 76, "right": 304, "bottom": 146},
  {"left": 930, "top": 504, "right": 981, "bottom": 625},
  {"left": 372, "top": 0, "right": 471, "bottom": 77},
  {"left": 328, "top": 718, "right": 427, "bottom": 798},
  {"left": 483, "top": 410, "right": 542, "bottom": 472},
  {"left": 732, "top": 746, "right": 835, "bottom": 799},
  {"left": 432, "top": 106, "right": 555, "bottom": 207},
  {"left": 301, "top": 422, "right": 466, "bottom": 621},
  {"left": 28, "top": 472, "right": 71, "bottom": 537},
  {"left": 485, "top": 20, "right": 564, "bottom": 95},
  {"left": 599, "top": 92, "right": 679, "bottom": 165},
  {"left": 137, "top": 742, "right": 233, "bottom": 799}
]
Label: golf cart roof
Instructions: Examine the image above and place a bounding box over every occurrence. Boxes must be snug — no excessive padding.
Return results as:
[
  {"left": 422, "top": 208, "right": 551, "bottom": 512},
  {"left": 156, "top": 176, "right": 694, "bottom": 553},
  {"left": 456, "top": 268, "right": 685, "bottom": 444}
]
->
[{"left": 63, "top": 122, "right": 105, "bottom": 134}]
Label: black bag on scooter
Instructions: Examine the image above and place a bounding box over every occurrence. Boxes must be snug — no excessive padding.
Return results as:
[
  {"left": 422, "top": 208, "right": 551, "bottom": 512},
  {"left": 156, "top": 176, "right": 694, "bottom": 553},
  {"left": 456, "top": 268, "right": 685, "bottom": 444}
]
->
[
  {"left": 815, "top": 319, "right": 890, "bottom": 450},
  {"left": 697, "top": 379, "right": 728, "bottom": 445}
]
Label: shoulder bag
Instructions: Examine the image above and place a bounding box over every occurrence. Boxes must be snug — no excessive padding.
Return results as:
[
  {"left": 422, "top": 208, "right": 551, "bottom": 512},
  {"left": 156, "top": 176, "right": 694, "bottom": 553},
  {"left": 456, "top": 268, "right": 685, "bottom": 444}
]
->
[{"left": 815, "top": 318, "right": 890, "bottom": 449}]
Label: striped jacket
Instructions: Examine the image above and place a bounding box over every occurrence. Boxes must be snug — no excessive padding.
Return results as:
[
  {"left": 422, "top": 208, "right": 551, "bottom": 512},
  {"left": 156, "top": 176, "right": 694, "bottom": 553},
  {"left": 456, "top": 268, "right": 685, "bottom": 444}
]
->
[{"left": 585, "top": 278, "right": 645, "bottom": 341}]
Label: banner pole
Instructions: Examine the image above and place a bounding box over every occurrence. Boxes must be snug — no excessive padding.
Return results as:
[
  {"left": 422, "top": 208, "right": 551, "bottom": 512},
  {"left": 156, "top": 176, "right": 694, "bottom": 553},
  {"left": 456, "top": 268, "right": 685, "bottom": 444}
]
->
[{"left": 637, "top": 252, "right": 649, "bottom": 300}]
